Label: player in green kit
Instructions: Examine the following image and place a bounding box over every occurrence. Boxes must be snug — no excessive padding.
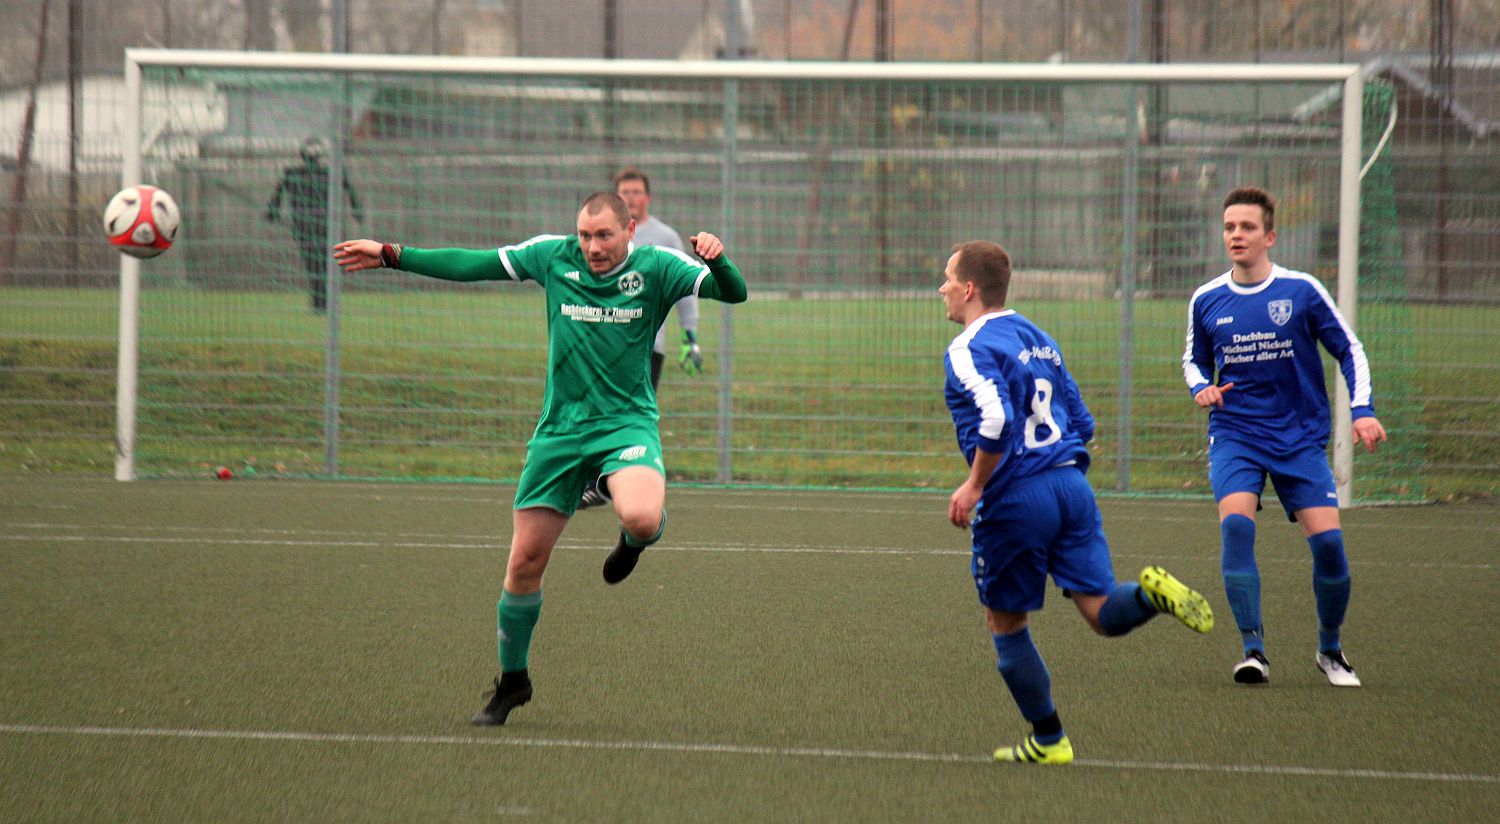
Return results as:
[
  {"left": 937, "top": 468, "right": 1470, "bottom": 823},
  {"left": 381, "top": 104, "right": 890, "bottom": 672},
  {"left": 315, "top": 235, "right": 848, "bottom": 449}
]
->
[{"left": 333, "top": 192, "right": 747, "bottom": 725}]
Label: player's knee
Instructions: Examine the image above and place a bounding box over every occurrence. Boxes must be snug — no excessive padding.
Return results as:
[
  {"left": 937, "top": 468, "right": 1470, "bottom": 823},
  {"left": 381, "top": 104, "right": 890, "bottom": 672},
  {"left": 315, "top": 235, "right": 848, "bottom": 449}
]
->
[
  {"left": 506, "top": 543, "right": 549, "bottom": 580},
  {"left": 1221, "top": 513, "right": 1256, "bottom": 541},
  {"left": 619, "top": 509, "right": 664, "bottom": 542},
  {"left": 985, "top": 608, "right": 1028, "bottom": 635},
  {"left": 1308, "top": 529, "right": 1348, "bottom": 579}
]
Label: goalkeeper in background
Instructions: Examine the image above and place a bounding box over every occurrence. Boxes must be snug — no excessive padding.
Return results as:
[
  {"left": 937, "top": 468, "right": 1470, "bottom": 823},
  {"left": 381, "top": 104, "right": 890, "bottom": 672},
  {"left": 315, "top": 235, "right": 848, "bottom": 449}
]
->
[
  {"left": 265, "top": 137, "right": 364, "bottom": 313},
  {"left": 333, "top": 192, "right": 747, "bottom": 727},
  {"left": 580, "top": 166, "right": 703, "bottom": 508}
]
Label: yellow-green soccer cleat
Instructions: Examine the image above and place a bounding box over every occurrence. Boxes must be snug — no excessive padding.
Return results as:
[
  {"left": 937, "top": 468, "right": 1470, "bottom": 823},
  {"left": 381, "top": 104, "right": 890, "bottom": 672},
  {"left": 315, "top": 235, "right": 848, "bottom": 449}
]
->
[
  {"left": 994, "top": 734, "right": 1074, "bottom": 765},
  {"left": 1139, "top": 566, "right": 1215, "bottom": 634}
]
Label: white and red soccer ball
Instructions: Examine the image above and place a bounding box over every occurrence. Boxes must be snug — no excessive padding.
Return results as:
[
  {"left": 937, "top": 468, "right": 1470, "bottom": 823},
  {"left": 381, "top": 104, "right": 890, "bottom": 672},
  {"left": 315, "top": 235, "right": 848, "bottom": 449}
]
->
[{"left": 103, "top": 184, "right": 180, "bottom": 259}]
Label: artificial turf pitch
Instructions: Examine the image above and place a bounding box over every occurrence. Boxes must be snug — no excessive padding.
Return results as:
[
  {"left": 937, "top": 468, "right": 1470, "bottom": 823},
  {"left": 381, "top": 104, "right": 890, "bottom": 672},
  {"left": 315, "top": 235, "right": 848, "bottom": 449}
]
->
[{"left": 1, "top": 477, "right": 1496, "bottom": 822}]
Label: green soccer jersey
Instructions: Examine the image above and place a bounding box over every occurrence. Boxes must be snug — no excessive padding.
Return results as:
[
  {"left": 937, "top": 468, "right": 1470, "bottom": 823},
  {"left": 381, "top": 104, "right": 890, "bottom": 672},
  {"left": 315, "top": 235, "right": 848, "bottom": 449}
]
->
[{"left": 398, "top": 236, "right": 744, "bottom": 432}]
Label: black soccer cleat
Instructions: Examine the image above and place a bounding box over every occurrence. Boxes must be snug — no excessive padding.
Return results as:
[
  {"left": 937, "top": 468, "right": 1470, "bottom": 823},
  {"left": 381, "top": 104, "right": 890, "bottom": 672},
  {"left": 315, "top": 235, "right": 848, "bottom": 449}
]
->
[
  {"left": 471, "top": 672, "right": 533, "bottom": 726},
  {"left": 602, "top": 533, "right": 645, "bottom": 584},
  {"left": 578, "top": 480, "right": 608, "bottom": 510}
]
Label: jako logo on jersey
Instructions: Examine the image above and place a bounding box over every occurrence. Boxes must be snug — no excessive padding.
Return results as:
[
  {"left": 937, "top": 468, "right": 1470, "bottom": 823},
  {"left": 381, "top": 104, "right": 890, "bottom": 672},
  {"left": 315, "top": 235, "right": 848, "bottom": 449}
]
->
[
  {"left": 619, "top": 445, "right": 648, "bottom": 461},
  {"left": 1268, "top": 299, "right": 1293, "bottom": 326},
  {"left": 618, "top": 271, "right": 644, "bottom": 296},
  {"left": 1216, "top": 315, "right": 1234, "bottom": 325},
  {"left": 562, "top": 270, "right": 580, "bottom": 281}
]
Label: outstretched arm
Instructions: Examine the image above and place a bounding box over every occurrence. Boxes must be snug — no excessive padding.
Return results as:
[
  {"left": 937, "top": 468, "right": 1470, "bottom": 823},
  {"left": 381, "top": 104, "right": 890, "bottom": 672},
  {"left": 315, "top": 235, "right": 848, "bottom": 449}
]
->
[{"left": 333, "top": 240, "right": 509, "bottom": 282}]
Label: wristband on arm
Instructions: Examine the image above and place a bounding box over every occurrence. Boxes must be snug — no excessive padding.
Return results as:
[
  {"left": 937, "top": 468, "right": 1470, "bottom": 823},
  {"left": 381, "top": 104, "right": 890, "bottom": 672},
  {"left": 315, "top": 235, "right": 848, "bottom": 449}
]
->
[{"left": 379, "top": 242, "right": 403, "bottom": 269}]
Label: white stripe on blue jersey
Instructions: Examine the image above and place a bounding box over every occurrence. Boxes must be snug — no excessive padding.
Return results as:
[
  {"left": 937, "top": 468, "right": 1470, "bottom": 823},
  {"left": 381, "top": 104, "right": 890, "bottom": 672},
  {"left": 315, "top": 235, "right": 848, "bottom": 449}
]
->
[
  {"left": 1181, "top": 272, "right": 1233, "bottom": 391},
  {"left": 946, "top": 311, "right": 1010, "bottom": 444},
  {"left": 1290, "top": 270, "right": 1373, "bottom": 408},
  {"left": 944, "top": 310, "right": 1093, "bottom": 496},
  {"left": 1182, "top": 264, "right": 1376, "bottom": 450}
]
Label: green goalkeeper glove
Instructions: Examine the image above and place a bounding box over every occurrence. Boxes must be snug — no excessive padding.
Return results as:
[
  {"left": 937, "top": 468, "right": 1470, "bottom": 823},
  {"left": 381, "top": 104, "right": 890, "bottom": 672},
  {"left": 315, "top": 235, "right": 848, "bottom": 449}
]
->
[{"left": 678, "top": 330, "right": 703, "bottom": 375}]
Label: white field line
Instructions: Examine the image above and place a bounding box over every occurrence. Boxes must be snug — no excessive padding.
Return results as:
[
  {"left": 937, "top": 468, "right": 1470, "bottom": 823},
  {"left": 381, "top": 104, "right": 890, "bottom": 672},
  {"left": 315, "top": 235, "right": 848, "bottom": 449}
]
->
[
  {"left": 6, "top": 526, "right": 1497, "bottom": 570},
  {"left": 13, "top": 486, "right": 1491, "bottom": 532},
  {"left": 0, "top": 723, "right": 1494, "bottom": 785}
]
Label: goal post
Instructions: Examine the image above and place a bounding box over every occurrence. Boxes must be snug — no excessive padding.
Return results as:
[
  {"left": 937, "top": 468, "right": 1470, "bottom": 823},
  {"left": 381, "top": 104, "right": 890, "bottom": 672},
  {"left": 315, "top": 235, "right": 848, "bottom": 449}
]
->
[{"left": 117, "top": 49, "right": 1393, "bottom": 501}]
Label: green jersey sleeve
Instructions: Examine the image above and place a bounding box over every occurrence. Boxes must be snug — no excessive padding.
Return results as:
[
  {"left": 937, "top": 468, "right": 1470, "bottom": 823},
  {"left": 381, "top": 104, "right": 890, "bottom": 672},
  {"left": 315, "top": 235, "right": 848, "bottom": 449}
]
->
[
  {"left": 650, "top": 247, "right": 747, "bottom": 305},
  {"left": 397, "top": 247, "right": 508, "bottom": 282},
  {"left": 498, "top": 235, "right": 572, "bottom": 285},
  {"left": 698, "top": 256, "right": 747, "bottom": 303}
]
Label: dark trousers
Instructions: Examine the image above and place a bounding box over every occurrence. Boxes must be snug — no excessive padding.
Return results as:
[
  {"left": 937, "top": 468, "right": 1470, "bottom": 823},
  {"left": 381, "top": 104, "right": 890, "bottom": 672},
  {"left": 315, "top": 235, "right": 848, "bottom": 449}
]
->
[{"left": 298, "top": 241, "right": 327, "bottom": 311}]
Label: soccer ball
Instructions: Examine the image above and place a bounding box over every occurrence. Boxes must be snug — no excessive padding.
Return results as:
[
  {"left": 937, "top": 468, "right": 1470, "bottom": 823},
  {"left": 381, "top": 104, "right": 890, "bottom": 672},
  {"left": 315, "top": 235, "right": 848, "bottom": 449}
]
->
[{"left": 103, "top": 184, "right": 180, "bottom": 259}]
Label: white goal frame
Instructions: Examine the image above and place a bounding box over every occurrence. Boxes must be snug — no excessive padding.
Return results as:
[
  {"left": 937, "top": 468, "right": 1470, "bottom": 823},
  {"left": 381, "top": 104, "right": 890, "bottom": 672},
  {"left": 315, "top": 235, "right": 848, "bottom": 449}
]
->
[{"left": 116, "top": 50, "right": 1364, "bottom": 503}]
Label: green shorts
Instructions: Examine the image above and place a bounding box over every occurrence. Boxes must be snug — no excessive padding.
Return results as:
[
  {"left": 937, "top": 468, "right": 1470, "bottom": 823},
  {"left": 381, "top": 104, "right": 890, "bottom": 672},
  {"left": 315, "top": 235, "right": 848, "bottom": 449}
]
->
[{"left": 513, "top": 420, "right": 665, "bottom": 516}]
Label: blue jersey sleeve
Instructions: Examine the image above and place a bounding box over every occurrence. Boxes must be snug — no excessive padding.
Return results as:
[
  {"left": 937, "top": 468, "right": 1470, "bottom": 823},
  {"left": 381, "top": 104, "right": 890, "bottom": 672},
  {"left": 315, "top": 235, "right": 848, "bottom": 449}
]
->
[
  {"left": 1057, "top": 362, "right": 1094, "bottom": 445},
  {"left": 946, "top": 337, "right": 1013, "bottom": 457},
  {"left": 1182, "top": 290, "right": 1216, "bottom": 397},
  {"left": 1304, "top": 280, "right": 1377, "bottom": 419}
]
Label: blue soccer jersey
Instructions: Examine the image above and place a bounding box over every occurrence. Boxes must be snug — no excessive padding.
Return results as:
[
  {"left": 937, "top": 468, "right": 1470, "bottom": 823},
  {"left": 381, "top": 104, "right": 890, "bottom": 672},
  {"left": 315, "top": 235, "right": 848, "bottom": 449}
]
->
[
  {"left": 945, "top": 310, "right": 1094, "bottom": 496},
  {"left": 1182, "top": 265, "right": 1374, "bottom": 450}
]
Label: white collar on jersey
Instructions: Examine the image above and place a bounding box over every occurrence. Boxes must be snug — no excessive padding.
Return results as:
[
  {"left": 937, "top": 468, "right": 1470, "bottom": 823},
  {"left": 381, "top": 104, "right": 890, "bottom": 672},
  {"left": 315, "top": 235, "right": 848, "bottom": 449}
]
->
[
  {"left": 592, "top": 242, "right": 638, "bottom": 279},
  {"left": 1224, "top": 264, "right": 1284, "bottom": 295}
]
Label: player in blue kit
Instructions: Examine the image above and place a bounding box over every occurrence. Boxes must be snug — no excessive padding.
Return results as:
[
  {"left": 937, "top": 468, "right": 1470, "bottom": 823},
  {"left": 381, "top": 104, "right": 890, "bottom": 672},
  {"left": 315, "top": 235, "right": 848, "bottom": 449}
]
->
[
  {"left": 942, "top": 240, "right": 1214, "bottom": 766},
  {"left": 1182, "top": 186, "right": 1388, "bottom": 687}
]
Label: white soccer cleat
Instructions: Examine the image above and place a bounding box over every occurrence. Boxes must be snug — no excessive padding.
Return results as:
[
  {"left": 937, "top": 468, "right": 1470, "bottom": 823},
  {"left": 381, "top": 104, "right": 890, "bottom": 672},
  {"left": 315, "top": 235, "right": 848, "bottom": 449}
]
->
[
  {"left": 1316, "top": 650, "right": 1361, "bottom": 687},
  {"left": 1233, "top": 650, "right": 1270, "bottom": 684}
]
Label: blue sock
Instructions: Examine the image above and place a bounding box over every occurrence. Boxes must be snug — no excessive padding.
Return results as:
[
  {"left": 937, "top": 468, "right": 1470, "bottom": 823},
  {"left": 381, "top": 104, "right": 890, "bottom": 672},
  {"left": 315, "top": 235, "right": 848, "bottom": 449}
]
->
[
  {"left": 992, "top": 628, "right": 1060, "bottom": 743},
  {"left": 1220, "top": 514, "right": 1264, "bottom": 653},
  {"left": 1308, "top": 529, "right": 1351, "bottom": 652},
  {"left": 1098, "top": 583, "right": 1157, "bottom": 636}
]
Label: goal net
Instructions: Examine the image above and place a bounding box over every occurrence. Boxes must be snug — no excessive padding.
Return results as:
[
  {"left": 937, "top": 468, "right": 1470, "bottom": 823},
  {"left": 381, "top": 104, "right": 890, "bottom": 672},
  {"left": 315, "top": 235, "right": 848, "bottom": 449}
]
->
[{"left": 116, "top": 50, "right": 1418, "bottom": 501}]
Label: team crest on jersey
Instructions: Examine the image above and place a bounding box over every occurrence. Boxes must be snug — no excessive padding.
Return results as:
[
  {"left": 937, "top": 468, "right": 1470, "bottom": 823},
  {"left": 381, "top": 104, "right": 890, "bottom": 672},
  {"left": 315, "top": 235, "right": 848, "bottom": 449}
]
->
[
  {"left": 1268, "top": 299, "right": 1293, "bottom": 326},
  {"left": 618, "top": 271, "right": 644, "bottom": 296}
]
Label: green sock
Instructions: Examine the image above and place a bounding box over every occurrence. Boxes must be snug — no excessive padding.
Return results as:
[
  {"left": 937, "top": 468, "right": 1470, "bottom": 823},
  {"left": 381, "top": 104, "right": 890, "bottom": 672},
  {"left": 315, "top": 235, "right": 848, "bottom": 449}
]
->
[
  {"left": 496, "top": 589, "right": 542, "bottom": 672},
  {"left": 623, "top": 509, "right": 666, "bottom": 549}
]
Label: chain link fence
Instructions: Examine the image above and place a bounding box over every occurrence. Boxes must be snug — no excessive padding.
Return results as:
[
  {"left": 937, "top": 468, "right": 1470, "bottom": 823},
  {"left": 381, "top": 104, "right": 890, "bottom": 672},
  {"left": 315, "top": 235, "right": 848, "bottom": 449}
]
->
[{"left": 2, "top": 1, "right": 1497, "bottom": 499}]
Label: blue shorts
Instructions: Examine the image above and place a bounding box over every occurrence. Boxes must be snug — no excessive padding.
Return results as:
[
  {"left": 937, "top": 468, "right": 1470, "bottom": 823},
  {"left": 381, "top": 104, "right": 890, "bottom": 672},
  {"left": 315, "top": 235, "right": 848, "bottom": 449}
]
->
[
  {"left": 1209, "top": 436, "right": 1339, "bottom": 520},
  {"left": 969, "top": 465, "right": 1117, "bottom": 613}
]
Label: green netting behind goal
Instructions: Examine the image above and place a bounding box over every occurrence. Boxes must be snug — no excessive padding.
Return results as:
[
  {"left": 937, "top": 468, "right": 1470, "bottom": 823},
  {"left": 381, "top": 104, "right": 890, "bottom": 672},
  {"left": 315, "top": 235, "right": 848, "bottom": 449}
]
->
[
  {"left": 124, "top": 57, "right": 1413, "bottom": 500},
  {"left": 1353, "top": 81, "right": 1423, "bottom": 501}
]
